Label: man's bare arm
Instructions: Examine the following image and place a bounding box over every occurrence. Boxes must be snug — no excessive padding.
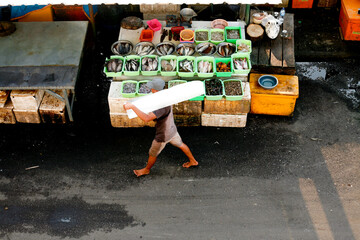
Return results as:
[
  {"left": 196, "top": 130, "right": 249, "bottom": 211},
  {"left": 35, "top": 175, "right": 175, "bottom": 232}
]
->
[{"left": 123, "top": 103, "right": 156, "bottom": 122}]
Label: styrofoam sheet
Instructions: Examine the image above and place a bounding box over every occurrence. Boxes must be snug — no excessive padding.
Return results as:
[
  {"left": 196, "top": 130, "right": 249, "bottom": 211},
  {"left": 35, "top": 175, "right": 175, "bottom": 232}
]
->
[{"left": 126, "top": 80, "right": 205, "bottom": 119}]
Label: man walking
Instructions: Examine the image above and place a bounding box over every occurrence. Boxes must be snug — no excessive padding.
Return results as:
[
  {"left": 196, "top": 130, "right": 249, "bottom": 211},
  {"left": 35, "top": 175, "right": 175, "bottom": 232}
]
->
[{"left": 123, "top": 79, "right": 198, "bottom": 177}]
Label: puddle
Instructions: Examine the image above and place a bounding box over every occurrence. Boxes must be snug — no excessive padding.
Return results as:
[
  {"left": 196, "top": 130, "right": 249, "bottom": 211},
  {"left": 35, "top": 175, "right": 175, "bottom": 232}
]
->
[
  {"left": 296, "top": 62, "right": 327, "bottom": 81},
  {"left": 0, "top": 197, "right": 137, "bottom": 238}
]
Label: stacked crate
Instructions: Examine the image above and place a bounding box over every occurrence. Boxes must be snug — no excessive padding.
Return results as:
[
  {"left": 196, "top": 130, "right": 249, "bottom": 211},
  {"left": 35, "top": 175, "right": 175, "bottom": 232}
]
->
[
  {"left": 173, "top": 100, "right": 202, "bottom": 127},
  {"left": 0, "top": 91, "right": 16, "bottom": 124},
  {"left": 201, "top": 82, "right": 251, "bottom": 128},
  {"left": 108, "top": 82, "right": 155, "bottom": 128},
  {"left": 39, "top": 90, "right": 67, "bottom": 124},
  {"left": 10, "top": 90, "right": 44, "bottom": 123}
]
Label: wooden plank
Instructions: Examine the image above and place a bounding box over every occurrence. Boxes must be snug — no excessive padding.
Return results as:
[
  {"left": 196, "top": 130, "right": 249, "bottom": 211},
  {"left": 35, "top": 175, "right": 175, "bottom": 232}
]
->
[
  {"left": 0, "top": 90, "right": 9, "bottom": 108},
  {"left": 201, "top": 113, "right": 247, "bottom": 128},
  {"left": 282, "top": 14, "right": 295, "bottom": 68},
  {"left": 251, "top": 36, "right": 260, "bottom": 67},
  {"left": 13, "top": 109, "right": 41, "bottom": 123},
  {"left": 10, "top": 90, "right": 44, "bottom": 110},
  {"left": 39, "top": 90, "right": 66, "bottom": 124},
  {"left": 270, "top": 26, "right": 283, "bottom": 67},
  {"left": 258, "top": 36, "right": 271, "bottom": 66}
]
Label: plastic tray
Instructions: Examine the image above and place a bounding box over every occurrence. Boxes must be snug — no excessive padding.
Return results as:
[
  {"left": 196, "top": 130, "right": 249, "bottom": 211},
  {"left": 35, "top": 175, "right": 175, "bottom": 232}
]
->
[
  {"left": 215, "top": 58, "right": 232, "bottom": 77},
  {"left": 196, "top": 56, "right": 215, "bottom": 78},
  {"left": 137, "top": 80, "right": 152, "bottom": 96},
  {"left": 146, "top": 19, "right": 162, "bottom": 32},
  {"left": 236, "top": 39, "right": 252, "bottom": 54},
  {"left": 210, "top": 29, "right": 225, "bottom": 45},
  {"left": 177, "top": 56, "right": 196, "bottom": 77},
  {"left": 123, "top": 55, "right": 141, "bottom": 76},
  {"left": 194, "top": 29, "right": 210, "bottom": 44},
  {"left": 204, "top": 79, "right": 224, "bottom": 100},
  {"left": 231, "top": 53, "right": 252, "bottom": 75},
  {"left": 121, "top": 80, "right": 138, "bottom": 98},
  {"left": 140, "top": 55, "right": 159, "bottom": 76},
  {"left": 223, "top": 79, "right": 244, "bottom": 101},
  {"left": 224, "top": 26, "right": 242, "bottom": 44},
  {"left": 159, "top": 55, "right": 177, "bottom": 76},
  {"left": 103, "top": 56, "right": 124, "bottom": 77}
]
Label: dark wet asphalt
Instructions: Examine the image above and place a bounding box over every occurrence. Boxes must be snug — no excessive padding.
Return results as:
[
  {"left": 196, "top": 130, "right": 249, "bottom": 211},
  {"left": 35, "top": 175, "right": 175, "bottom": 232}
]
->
[{"left": 1, "top": 7, "right": 360, "bottom": 240}]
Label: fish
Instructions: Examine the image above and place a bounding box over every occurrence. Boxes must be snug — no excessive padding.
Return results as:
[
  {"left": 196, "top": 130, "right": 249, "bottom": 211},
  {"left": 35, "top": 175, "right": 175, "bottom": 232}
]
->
[
  {"left": 218, "top": 43, "right": 235, "bottom": 57},
  {"left": 233, "top": 58, "right": 249, "bottom": 70},
  {"left": 106, "top": 59, "right": 123, "bottom": 73},
  {"left": 179, "top": 59, "right": 193, "bottom": 72},
  {"left": 113, "top": 42, "right": 132, "bottom": 55},
  {"left": 196, "top": 43, "right": 216, "bottom": 55},
  {"left": 156, "top": 43, "right": 175, "bottom": 56},
  {"left": 176, "top": 44, "right": 195, "bottom": 56},
  {"left": 135, "top": 43, "right": 155, "bottom": 56},
  {"left": 161, "top": 60, "right": 176, "bottom": 72},
  {"left": 160, "top": 29, "right": 168, "bottom": 43},
  {"left": 198, "top": 60, "right": 213, "bottom": 73},
  {"left": 237, "top": 43, "right": 250, "bottom": 52},
  {"left": 125, "top": 59, "right": 139, "bottom": 71},
  {"left": 141, "top": 57, "right": 158, "bottom": 71}
]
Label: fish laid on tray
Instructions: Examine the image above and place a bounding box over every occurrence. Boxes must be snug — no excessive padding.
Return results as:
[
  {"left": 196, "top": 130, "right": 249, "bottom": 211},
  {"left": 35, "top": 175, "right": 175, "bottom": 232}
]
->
[
  {"left": 176, "top": 43, "right": 195, "bottom": 56},
  {"left": 197, "top": 60, "right": 213, "bottom": 73},
  {"left": 135, "top": 42, "right": 156, "bottom": 56},
  {"left": 141, "top": 57, "right": 158, "bottom": 71},
  {"left": 125, "top": 59, "right": 140, "bottom": 71},
  {"left": 196, "top": 42, "right": 216, "bottom": 55},
  {"left": 233, "top": 58, "right": 249, "bottom": 70},
  {"left": 156, "top": 42, "right": 175, "bottom": 56},
  {"left": 161, "top": 59, "right": 176, "bottom": 72},
  {"left": 106, "top": 59, "right": 123, "bottom": 72},
  {"left": 217, "top": 42, "right": 236, "bottom": 57},
  {"left": 179, "top": 59, "right": 194, "bottom": 72}
]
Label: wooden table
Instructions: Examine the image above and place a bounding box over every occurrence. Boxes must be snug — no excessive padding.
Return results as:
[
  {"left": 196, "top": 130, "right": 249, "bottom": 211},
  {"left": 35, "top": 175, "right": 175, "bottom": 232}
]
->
[
  {"left": 0, "top": 21, "right": 88, "bottom": 121},
  {"left": 249, "top": 10, "right": 295, "bottom": 75}
]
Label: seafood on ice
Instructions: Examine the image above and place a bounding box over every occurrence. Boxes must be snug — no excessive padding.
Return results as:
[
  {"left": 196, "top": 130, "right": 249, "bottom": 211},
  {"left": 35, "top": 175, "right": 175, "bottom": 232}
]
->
[
  {"left": 141, "top": 57, "right": 158, "bottom": 71},
  {"left": 233, "top": 58, "right": 249, "bottom": 70},
  {"left": 161, "top": 59, "right": 176, "bottom": 72},
  {"left": 135, "top": 42, "right": 156, "bottom": 56},
  {"left": 176, "top": 44, "right": 195, "bottom": 56},
  {"left": 125, "top": 59, "right": 140, "bottom": 71},
  {"left": 217, "top": 43, "right": 236, "bottom": 57},
  {"left": 156, "top": 42, "right": 175, "bottom": 56},
  {"left": 197, "top": 60, "right": 213, "bottom": 73},
  {"left": 106, "top": 59, "right": 123, "bottom": 72},
  {"left": 112, "top": 41, "right": 133, "bottom": 55},
  {"left": 211, "top": 31, "right": 224, "bottom": 41},
  {"left": 178, "top": 59, "right": 194, "bottom": 72},
  {"left": 196, "top": 42, "right": 216, "bottom": 55}
]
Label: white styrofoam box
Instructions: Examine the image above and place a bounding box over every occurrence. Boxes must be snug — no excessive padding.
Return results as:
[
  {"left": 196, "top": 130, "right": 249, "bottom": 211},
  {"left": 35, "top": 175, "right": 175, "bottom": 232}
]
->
[
  {"left": 13, "top": 109, "right": 41, "bottom": 124},
  {"left": 10, "top": 90, "right": 44, "bottom": 110},
  {"left": 201, "top": 113, "right": 247, "bottom": 128},
  {"left": 108, "top": 82, "right": 130, "bottom": 114}
]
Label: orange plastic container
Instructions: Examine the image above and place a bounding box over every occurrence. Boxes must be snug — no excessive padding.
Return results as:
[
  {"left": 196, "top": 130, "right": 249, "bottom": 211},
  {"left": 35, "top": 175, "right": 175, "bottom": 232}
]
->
[
  {"left": 249, "top": 73, "right": 299, "bottom": 116},
  {"left": 339, "top": 0, "right": 360, "bottom": 41},
  {"left": 139, "top": 29, "right": 154, "bottom": 42},
  {"left": 292, "top": 0, "right": 314, "bottom": 8}
]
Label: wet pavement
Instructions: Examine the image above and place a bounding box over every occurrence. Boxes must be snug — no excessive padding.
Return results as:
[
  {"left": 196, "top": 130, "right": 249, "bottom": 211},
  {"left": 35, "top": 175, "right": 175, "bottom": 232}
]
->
[{"left": 0, "top": 6, "right": 360, "bottom": 240}]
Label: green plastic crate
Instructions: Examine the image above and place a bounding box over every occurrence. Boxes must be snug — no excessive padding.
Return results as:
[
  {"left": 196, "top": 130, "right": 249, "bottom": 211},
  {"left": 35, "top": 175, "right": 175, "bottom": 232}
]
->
[
  {"left": 189, "top": 80, "right": 205, "bottom": 101},
  {"left": 196, "top": 56, "right": 215, "bottom": 78},
  {"left": 236, "top": 39, "right": 252, "bottom": 54},
  {"left": 159, "top": 55, "right": 177, "bottom": 77},
  {"left": 195, "top": 29, "right": 210, "bottom": 44},
  {"left": 225, "top": 26, "right": 242, "bottom": 44},
  {"left": 215, "top": 58, "right": 232, "bottom": 77},
  {"left": 141, "top": 55, "right": 159, "bottom": 76},
  {"left": 123, "top": 55, "right": 140, "bottom": 76},
  {"left": 210, "top": 29, "right": 225, "bottom": 45},
  {"left": 204, "top": 79, "right": 224, "bottom": 100},
  {"left": 137, "top": 80, "right": 152, "bottom": 96},
  {"left": 177, "top": 56, "right": 196, "bottom": 77},
  {"left": 168, "top": 80, "right": 187, "bottom": 88},
  {"left": 223, "top": 79, "right": 244, "bottom": 101},
  {"left": 121, "top": 80, "right": 138, "bottom": 98},
  {"left": 103, "top": 56, "right": 124, "bottom": 77},
  {"left": 231, "top": 53, "right": 251, "bottom": 75}
]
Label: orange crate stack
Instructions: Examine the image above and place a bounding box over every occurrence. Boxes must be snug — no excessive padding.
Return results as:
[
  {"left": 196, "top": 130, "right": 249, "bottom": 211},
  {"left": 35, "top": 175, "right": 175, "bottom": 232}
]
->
[{"left": 339, "top": 0, "right": 360, "bottom": 41}]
